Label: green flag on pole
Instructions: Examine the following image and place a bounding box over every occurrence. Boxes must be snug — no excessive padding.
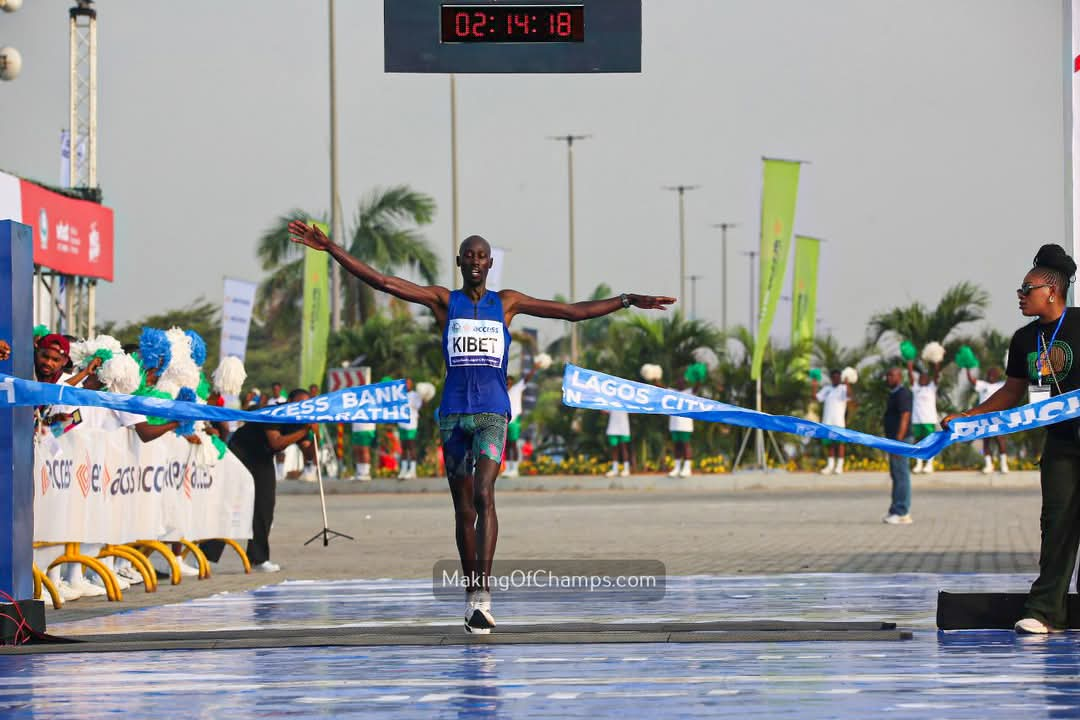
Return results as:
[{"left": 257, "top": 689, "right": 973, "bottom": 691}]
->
[
  {"left": 751, "top": 158, "right": 801, "bottom": 380},
  {"left": 300, "top": 221, "right": 331, "bottom": 389},
  {"left": 791, "top": 235, "right": 821, "bottom": 348}
]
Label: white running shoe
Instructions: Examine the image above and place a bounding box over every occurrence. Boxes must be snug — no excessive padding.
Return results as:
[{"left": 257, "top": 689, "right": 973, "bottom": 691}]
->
[
  {"left": 178, "top": 559, "right": 200, "bottom": 577},
  {"left": 116, "top": 566, "right": 144, "bottom": 585},
  {"left": 982, "top": 458, "right": 994, "bottom": 474},
  {"left": 93, "top": 572, "right": 129, "bottom": 591},
  {"left": 604, "top": 468, "right": 618, "bottom": 478},
  {"left": 619, "top": 466, "right": 630, "bottom": 477},
  {"left": 465, "top": 590, "right": 495, "bottom": 634},
  {"left": 1015, "top": 617, "right": 1054, "bottom": 634},
  {"left": 69, "top": 575, "right": 107, "bottom": 598},
  {"left": 881, "top": 513, "right": 913, "bottom": 525},
  {"left": 679, "top": 464, "right": 692, "bottom": 478},
  {"left": 667, "top": 466, "right": 680, "bottom": 478},
  {"left": 56, "top": 579, "right": 82, "bottom": 602},
  {"left": 253, "top": 560, "right": 281, "bottom": 573}
]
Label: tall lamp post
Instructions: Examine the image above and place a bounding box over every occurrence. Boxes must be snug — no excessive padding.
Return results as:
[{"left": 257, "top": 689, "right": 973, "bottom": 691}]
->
[
  {"left": 687, "top": 274, "right": 704, "bottom": 320},
  {"left": 449, "top": 73, "right": 460, "bottom": 288},
  {"left": 741, "top": 249, "right": 758, "bottom": 329},
  {"left": 328, "top": 0, "right": 342, "bottom": 331},
  {"left": 710, "top": 222, "right": 738, "bottom": 332},
  {"left": 662, "top": 185, "right": 701, "bottom": 308},
  {"left": 548, "top": 134, "right": 590, "bottom": 363}
]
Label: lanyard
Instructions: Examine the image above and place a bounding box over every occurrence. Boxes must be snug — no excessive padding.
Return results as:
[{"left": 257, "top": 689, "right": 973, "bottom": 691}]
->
[{"left": 1037, "top": 308, "right": 1067, "bottom": 385}]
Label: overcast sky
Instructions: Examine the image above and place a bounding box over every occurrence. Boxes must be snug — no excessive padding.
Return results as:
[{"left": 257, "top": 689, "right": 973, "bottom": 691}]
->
[{"left": 0, "top": 0, "right": 1068, "bottom": 350}]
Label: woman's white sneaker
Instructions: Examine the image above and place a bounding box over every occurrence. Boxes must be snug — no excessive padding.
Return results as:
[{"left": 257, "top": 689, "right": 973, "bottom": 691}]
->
[
  {"left": 1015, "top": 617, "right": 1053, "bottom": 634},
  {"left": 464, "top": 590, "right": 495, "bottom": 634}
]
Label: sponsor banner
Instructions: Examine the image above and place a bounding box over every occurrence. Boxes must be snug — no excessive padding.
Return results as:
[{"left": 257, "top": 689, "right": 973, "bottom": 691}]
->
[
  {"left": 0, "top": 374, "right": 411, "bottom": 424},
  {"left": 221, "top": 277, "right": 258, "bottom": 362},
  {"left": 790, "top": 235, "right": 821, "bottom": 347},
  {"left": 19, "top": 176, "right": 115, "bottom": 281},
  {"left": 326, "top": 367, "right": 371, "bottom": 392},
  {"left": 561, "top": 364, "right": 1080, "bottom": 461},
  {"left": 752, "top": 158, "right": 801, "bottom": 380},
  {"left": 300, "top": 230, "right": 330, "bottom": 389},
  {"left": 34, "top": 427, "right": 254, "bottom": 544},
  {"left": 1073, "top": 0, "right": 1080, "bottom": 266},
  {"left": 487, "top": 246, "right": 505, "bottom": 291}
]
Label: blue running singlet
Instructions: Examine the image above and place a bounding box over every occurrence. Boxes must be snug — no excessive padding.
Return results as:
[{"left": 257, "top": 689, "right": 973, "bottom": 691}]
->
[{"left": 439, "top": 290, "right": 512, "bottom": 417}]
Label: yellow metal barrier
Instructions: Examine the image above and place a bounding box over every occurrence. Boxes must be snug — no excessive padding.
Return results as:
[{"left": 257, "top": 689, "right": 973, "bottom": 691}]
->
[
  {"left": 32, "top": 563, "right": 62, "bottom": 609},
  {"left": 195, "top": 538, "right": 252, "bottom": 574},
  {"left": 175, "top": 539, "right": 211, "bottom": 579},
  {"left": 99, "top": 545, "right": 158, "bottom": 592},
  {"left": 46, "top": 543, "right": 122, "bottom": 601},
  {"left": 131, "top": 541, "right": 182, "bottom": 585}
]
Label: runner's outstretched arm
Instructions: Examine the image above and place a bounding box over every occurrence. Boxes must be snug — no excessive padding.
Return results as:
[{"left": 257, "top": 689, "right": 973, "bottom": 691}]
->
[
  {"left": 501, "top": 290, "right": 675, "bottom": 324},
  {"left": 288, "top": 221, "right": 449, "bottom": 314}
]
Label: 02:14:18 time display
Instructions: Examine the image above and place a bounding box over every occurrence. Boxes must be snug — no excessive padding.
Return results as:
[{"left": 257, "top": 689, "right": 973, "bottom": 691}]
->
[{"left": 440, "top": 5, "right": 585, "bottom": 43}]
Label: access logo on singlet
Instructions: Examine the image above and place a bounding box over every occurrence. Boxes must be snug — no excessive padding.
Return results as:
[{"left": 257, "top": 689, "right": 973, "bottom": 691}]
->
[{"left": 447, "top": 318, "right": 505, "bottom": 368}]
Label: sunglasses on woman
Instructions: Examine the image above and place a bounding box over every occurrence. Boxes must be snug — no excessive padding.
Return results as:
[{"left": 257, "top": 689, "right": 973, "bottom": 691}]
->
[{"left": 1017, "top": 283, "right": 1053, "bottom": 296}]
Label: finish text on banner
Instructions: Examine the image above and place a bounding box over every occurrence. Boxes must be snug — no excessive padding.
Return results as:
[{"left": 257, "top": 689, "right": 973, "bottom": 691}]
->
[
  {"left": 561, "top": 365, "right": 1080, "bottom": 461},
  {"left": 751, "top": 158, "right": 801, "bottom": 380}
]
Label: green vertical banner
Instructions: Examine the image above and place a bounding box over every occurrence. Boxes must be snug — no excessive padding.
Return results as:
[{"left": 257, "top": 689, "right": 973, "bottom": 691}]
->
[
  {"left": 751, "top": 158, "right": 801, "bottom": 380},
  {"left": 300, "top": 222, "right": 331, "bottom": 389},
  {"left": 790, "top": 235, "right": 821, "bottom": 348}
]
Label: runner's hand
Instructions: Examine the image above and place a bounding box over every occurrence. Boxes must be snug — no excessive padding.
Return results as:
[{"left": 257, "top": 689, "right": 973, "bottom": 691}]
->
[
  {"left": 184, "top": 434, "right": 202, "bottom": 445},
  {"left": 940, "top": 412, "right": 965, "bottom": 430},
  {"left": 627, "top": 294, "right": 677, "bottom": 310},
  {"left": 288, "top": 220, "right": 332, "bottom": 252}
]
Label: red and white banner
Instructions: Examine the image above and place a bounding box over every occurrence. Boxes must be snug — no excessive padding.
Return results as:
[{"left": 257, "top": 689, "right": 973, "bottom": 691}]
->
[
  {"left": 0, "top": 170, "right": 115, "bottom": 281},
  {"left": 326, "top": 367, "right": 371, "bottom": 392}
]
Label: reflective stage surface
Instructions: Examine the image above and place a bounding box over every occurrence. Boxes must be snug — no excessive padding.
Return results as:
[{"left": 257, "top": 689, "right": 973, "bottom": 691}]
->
[{"left": 3, "top": 574, "right": 1079, "bottom": 719}]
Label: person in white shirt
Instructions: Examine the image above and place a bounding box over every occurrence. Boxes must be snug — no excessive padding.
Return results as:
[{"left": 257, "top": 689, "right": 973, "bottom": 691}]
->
[
  {"left": 667, "top": 376, "right": 697, "bottom": 478},
  {"left": 908, "top": 359, "right": 941, "bottom": 473},
  {"left": 966, "top": 366, "right": 1009, "bottom": 473},
  {"left": 811, "top": 369, "right": 852, "bottom": 474},
  {"left": 397, "top": 380, "right": 426, "bottom": 480},
  {"left": 604, "top": 410, "right": 632, "bottom": 477},
  {"left": 503, "top": 365, "right": 538, "bottom": 478}
]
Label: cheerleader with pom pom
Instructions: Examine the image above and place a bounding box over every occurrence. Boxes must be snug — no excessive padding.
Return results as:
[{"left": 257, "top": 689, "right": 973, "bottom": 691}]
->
[
  {"left": 503, "top": 353, "right": 549, "bottom": 478},
  {"left": 810, "top": 368, "right": 856, "bottom": 475},
  {"left": 908, "top": 342, "right": 944, "bottom": 473},
  {"left": 963, "top": 363, "right": 1009, "bottom": 474},
  {"left": 396, "top": 379, "right": 432, "bottom": 480},
  {"left": 668, "top": 364, "right": 708, "bottom": 478}
]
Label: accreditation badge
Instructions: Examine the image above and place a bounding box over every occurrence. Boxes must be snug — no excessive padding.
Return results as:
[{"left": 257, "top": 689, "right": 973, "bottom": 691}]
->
[{"left": 1029, "top": 384, "right": 1051, "bottom": 405}]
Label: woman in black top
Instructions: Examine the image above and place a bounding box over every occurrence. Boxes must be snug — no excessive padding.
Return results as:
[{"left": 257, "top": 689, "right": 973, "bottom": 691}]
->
[{"left": 942, "top": 244, "right": 1080, "bottom": 634}]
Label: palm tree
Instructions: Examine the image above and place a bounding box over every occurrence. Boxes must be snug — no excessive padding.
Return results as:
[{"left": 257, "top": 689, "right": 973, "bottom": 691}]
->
[
  {"left": 255, "top": 186, "right": 438, "bottom": 336},
  {"left": 345, "top": 186, "right": 437, "bottom": 324},
  {"left": 812, "top": 334, "right": 879, "bottom": 372},
  {"left": 544, "top": 283, "right": 615, "bottom": 360},
  {"left": 867, "top": 282, "right": 990, "bottom": 351}
]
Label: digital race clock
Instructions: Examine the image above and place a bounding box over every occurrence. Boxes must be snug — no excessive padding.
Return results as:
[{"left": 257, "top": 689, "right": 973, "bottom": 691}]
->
[{"left": 440, "top": 4, "right": 584, "bottom": 43}]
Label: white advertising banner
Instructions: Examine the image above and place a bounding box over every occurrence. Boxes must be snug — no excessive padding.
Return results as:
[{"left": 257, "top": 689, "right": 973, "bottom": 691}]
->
[
  {"left": 221, "top": 277, "right": 258, "bottom": 362},
  {"left": 486, "top": 246, "right": 505, "bottom": 291},
  {"left": 34, "top": 428, "right": 254, "bottom": 544}
]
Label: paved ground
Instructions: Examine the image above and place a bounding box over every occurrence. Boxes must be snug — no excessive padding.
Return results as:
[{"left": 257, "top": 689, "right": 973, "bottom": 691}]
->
[{"left": 47, "top": 470, "right": 1044, "bottom": 624}]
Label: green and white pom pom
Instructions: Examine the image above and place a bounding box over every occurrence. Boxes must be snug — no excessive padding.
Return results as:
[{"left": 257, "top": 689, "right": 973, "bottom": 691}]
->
[
  {"left": 640, "top": 363, "right": 663, "bottom": 382},
  {"left": 899, "top": 340, "right": 917, "bottom": 362},
  {"left": 416, "top": 381, "right": 436, "bottom": 402},
  {"left": 954, "top": 345, "right": 980, "bottom": 369},
  {"left": 808, "top": 368, "right": 823, "bottom": 382},
  {"left": 533, "top": 352, "right": 552, "bottom": 370},
  {"left": 98, "top": 353, "right": 141, "bottom": 394},
  {"left": 33, "top": 325, "right": 49, "bottom": 339},
  {"left": 212, "top": 356, "right": 247, "bottom": 396},
  {"left": 684, "top": 362, "right": 709, "bottom": 384},
  {"left": 841, "top": 366, "right": 858, "bottom": 384},
  {"left": 922, "top": 341, "right": 946, "bottom": 365},
  {"left": 70, "top": 335, "right": 122, "bottom": 369}
]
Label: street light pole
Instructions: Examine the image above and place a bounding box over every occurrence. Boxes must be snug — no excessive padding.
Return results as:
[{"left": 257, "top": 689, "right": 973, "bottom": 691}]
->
[
  {"left": 328, "top": 0, "right": 342, "bottom": 331},
  {"left": 687, "top": 274, "right": 704, "bottom": 320},
  {"left": 663, "top": 185, "right": 701, "bottom": 308},
  {"left": 449, "top": 73, "right": 460, "bottom": 289},
  {"left": 549, "top": 134, "right": 590, "bottom": 363},
  {"left": 710, "top": 222, "right": 738, "bottom": 332},
  {"left": 742, "top": 249, "right": 758, "bottom": 329}
]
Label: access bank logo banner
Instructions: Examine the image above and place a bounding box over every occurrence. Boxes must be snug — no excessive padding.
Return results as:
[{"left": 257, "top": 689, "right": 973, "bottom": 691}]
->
[
  {"left": 561, "top": 365, "right": 1080, "bottom": 461},
  {"left": 221, "top": 277, "right": 258, "bottom": 362},
  {"left": 0, "top": 374, "right": 411, "bottom": 424}
]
